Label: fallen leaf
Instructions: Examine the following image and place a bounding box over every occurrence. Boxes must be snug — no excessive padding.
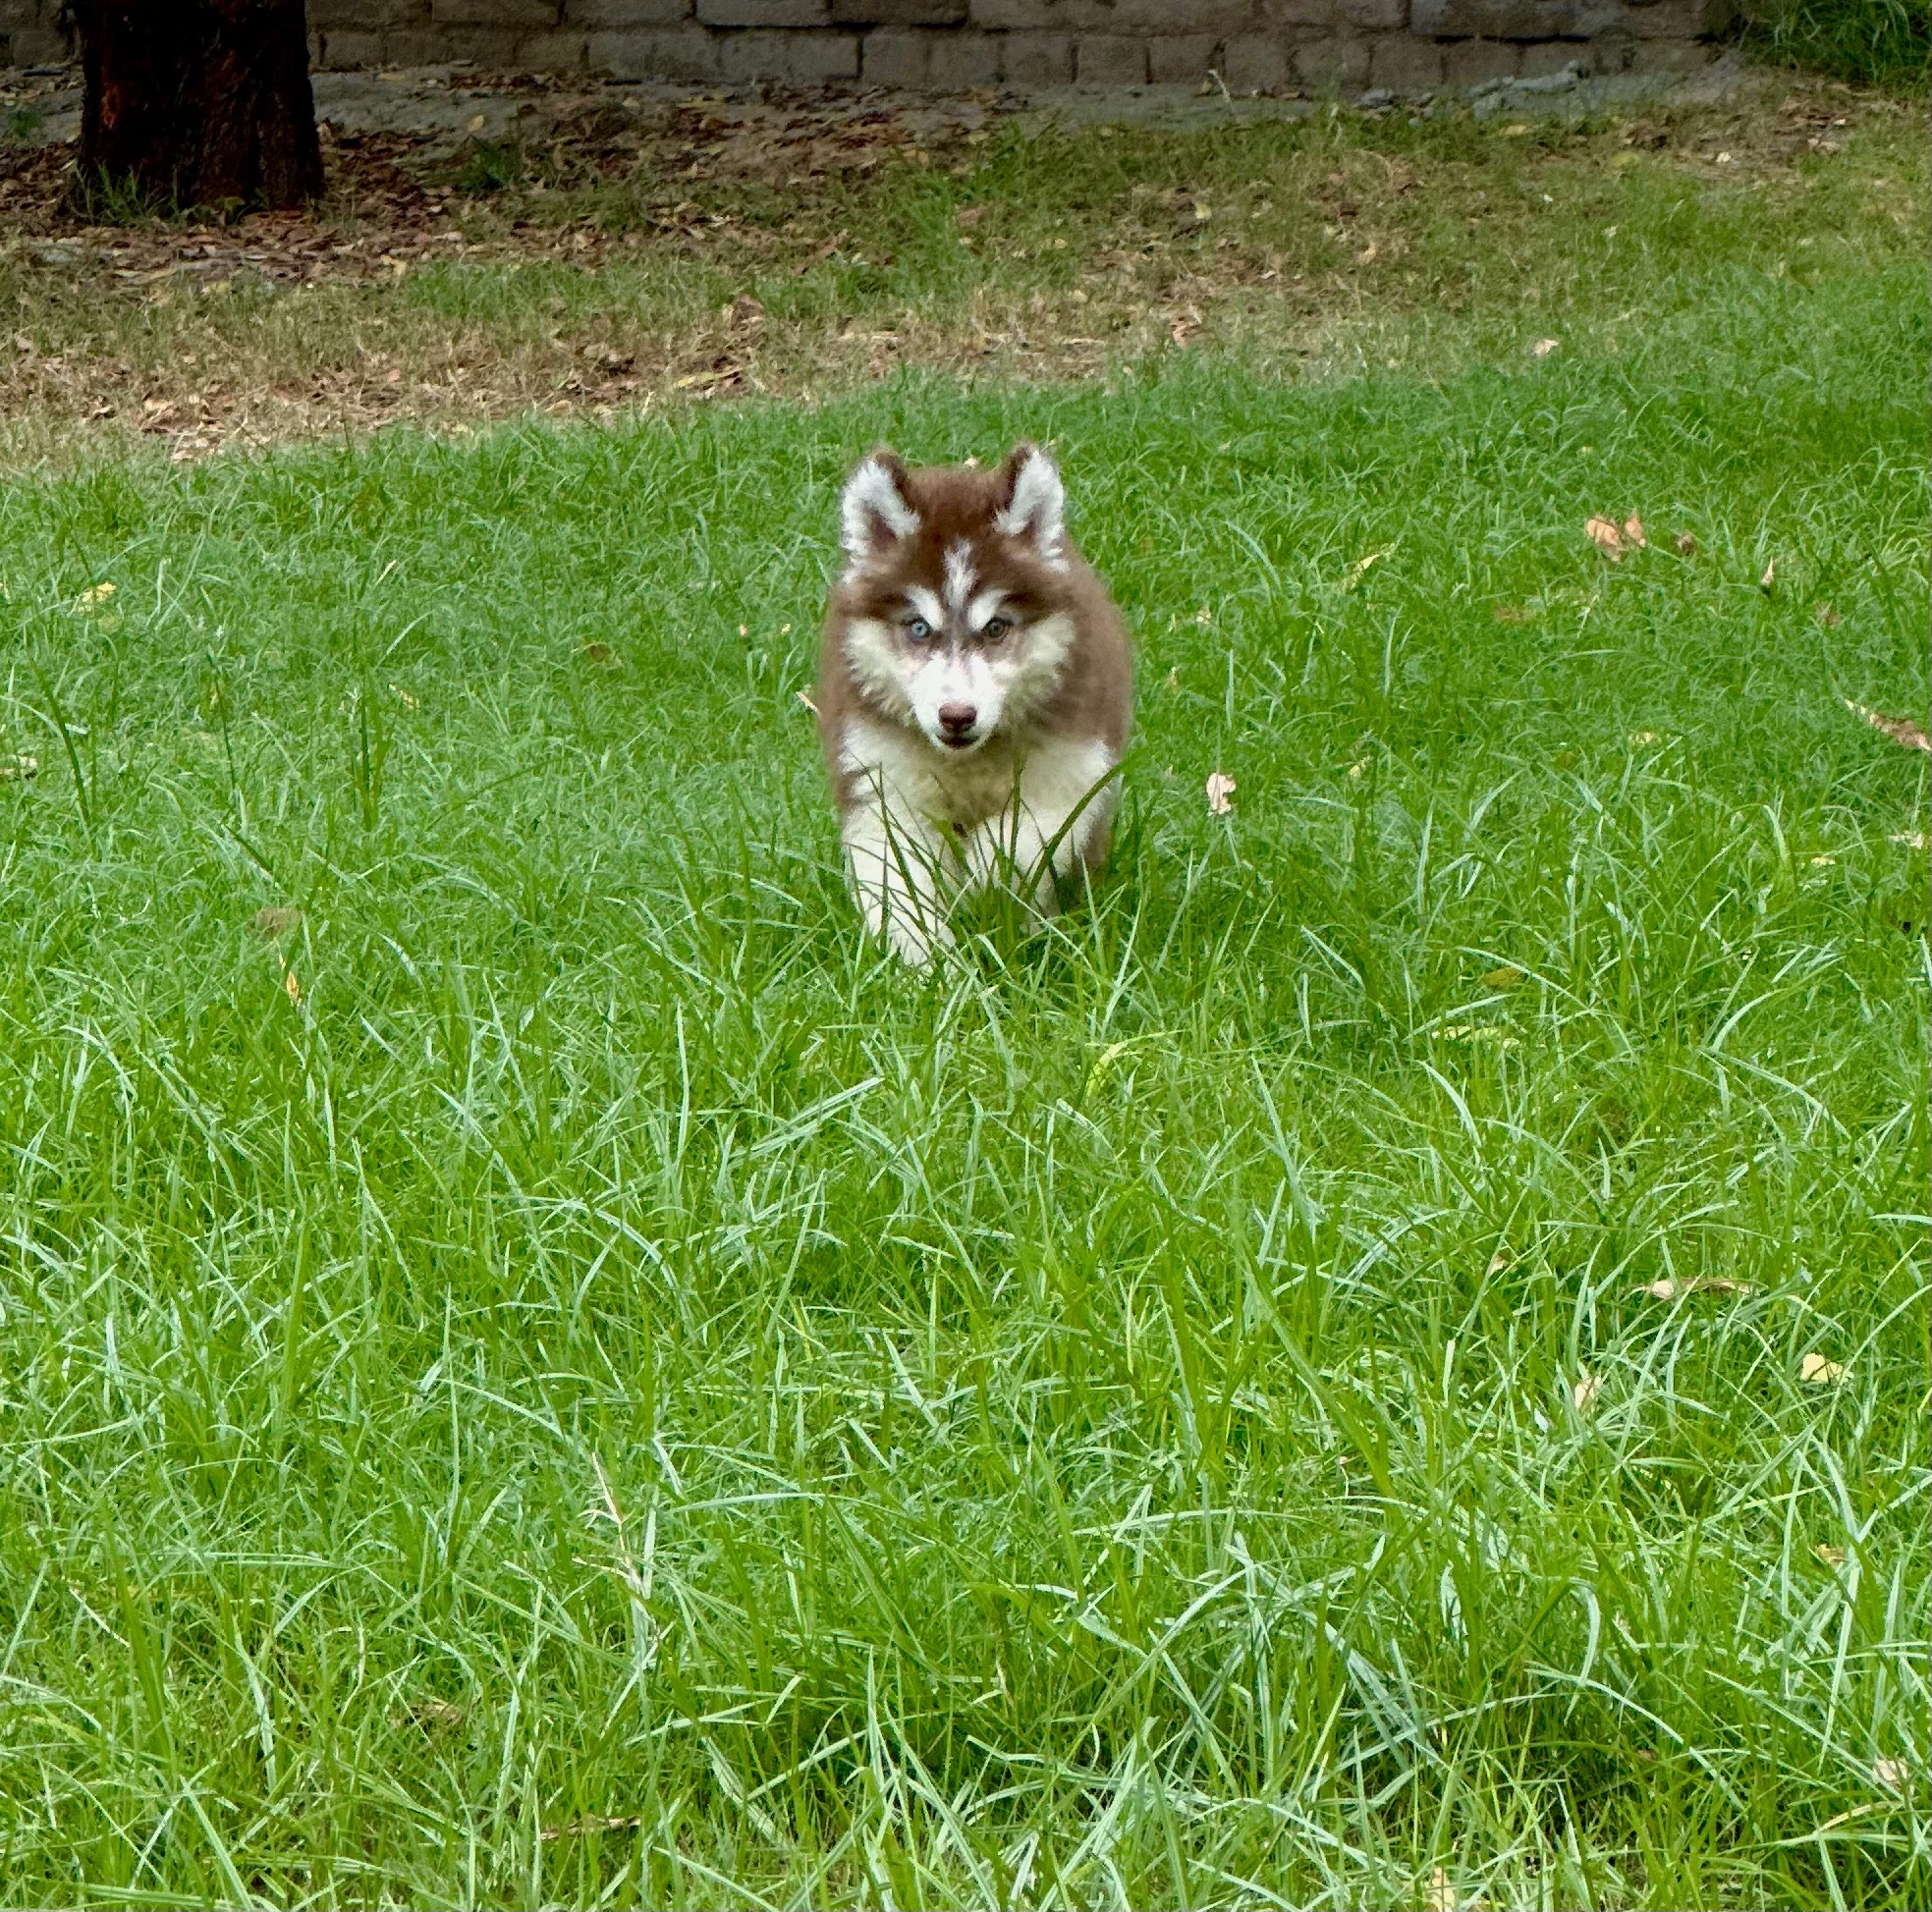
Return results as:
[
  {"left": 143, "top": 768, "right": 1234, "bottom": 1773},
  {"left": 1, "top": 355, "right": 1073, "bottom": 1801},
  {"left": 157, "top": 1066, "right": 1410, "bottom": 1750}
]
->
[
  {"left": 0, "top": 753, "right": 38, "bottom": 782},
  {"left": 1586, "top": 517, "right": 1626, "bottom": 561},
  {"left": 1759, "top": 557, "right": 1776, "bottom": 591},
  {"left": 1347, "top": 758, "right": 1368, "bottom": 781},
  {"left": 1814, "top": 1543, "right": 1846, "bottom": 1566},
  {"left": 1424, "top": 1866, "right": 1458, "bottom": 1912},
  {"left": 1356, "top": 242, "right": 1378, "bottom": 264},
  {"left": 1493, "top": 604, "right": 1533, "bottom": 625},
  {"left": 1799, "top": 1351, "right": 1845, "bottom": 1385},
  {"left": 468, "top": 114, "right": 485, "bottom": 133},
  {"left": 541, "top": 1814, "right": 646, "bottom": 1842},
  {"left": 1629, "top": 730, "right": 1660, "bottom": 745},
  {"left": 1815, "top": 602, "right": 1841, "bottom": 628},
  {"left": 1346, "top": 550, "right": 1385, "bottom": 587},
  {"left": 1194, "top": 605, "right": 1213, "bottom": 626},
  {"left": 1637, "top": 1276, "right": 1751, "bottom": 1300},
  {"left": 1889, "top": 830, "right": 1927, "bottom": 850},
  {"left": 393, "top": 1697, "right": 469, "bottom": 1730},
  {"left": 75, "top": 580, "right": 116, "bottom": 610},
  {"left": 1674, "top": 531, "right": 1697, "bottom": 556},
  {"left": 251, "top": 905, "right": 303, "bottom": 938},
  {"left": 1531, "top": 337, "right": 1559, "bottom": 358},
  {"left": 1206, "top": 770, "right": 1237, "bottom": 815},
  {"left": 1623, "top": 513, "right": 1646, "bottom": 549},
  {"left": 1573, "top": 1369, "right": 1604, "bottom": 1416},
  {"left": 283, "top": 969, "right": 302, "bottom": 1006},
  {"left": 1875, "top": 1758, "right": 1911, "bottom": 1792},
  {"left": 1482, "top": 964, "right": 1523, "bottom": 991},
  {"left": 954, "top": 205, "right": 984, "bottom": 229},
  {"left": 796, "top": 689, "right": 820, "bottom": 717},
  {"left": 1809, "top": 853, "right": 1836, "bottom": 867},
  {"left": 1487, "top": 1248, "right": 1513, "bottom": 1275},
  {"left": 580, "top": 642, "right": 616, "bottom": 666},
  {"left": 1844, "top": 699, "right": 1931, "bottom": 754}
]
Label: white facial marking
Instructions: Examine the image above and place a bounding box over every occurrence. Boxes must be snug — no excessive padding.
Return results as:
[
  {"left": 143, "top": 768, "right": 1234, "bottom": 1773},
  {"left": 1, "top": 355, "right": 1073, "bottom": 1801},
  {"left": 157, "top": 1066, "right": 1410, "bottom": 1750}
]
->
[
  {"left": 966, "top": 586, "right": 1010, "bottom": 632},
  {"left": 904, "top": 584, "right": 945, "bottom": 630},
  {"left": 995, "top": 452, "right": 1067, "bottom": 567},
  {"left": 842, "top": 616, "right": 913, "bottom": 721},
  {"left": 943, "top": 540, "right": 977, "bottom": 618},
  {"left": 840, "top": 458, "right": 919, "bottom": 568}
]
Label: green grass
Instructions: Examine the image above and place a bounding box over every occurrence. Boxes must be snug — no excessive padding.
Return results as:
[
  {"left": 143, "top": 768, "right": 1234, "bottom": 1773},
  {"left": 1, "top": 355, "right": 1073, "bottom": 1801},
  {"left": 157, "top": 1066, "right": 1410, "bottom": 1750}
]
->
[
  {"left": 1749, "top": 0, "right": 1931, "bottom": 87},
  {"left": 1, "top": 242, "right": 1927, "bottom": 1905}
]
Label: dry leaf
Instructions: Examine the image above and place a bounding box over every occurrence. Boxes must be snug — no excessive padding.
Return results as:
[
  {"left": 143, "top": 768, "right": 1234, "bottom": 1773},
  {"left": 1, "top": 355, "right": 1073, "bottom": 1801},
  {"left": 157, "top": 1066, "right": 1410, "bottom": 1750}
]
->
[
  {"left": 283, "top": 970, "right": 302, "bottom": 1007},
  {"left": 1623, "top": 513, "right": 1647, "bottom": 549},
  {"left": 1799, "top": 1351, "right": 1845, "bottom": 1385},
  {"left": 1629, "top": 730, "right": 1660, "bottom": 745},
  {"left": 0, "top": 753, "right": 37, "bottom": 782},
  {"left": 75, "top": 580, "right": 116, "bottom": 609},
  {"left": 1814, "top": 602, "right": 1841, "bottom": 628},
  {"left": 580, "top": 642, "right": 616, "bottom": 666},
  {"left": 541, "top": 1814, "right": 646, "bottom": 1842},
  {"left": 392, "top": 1697, "right": 469, "bottom": 1730},
  {"left": 1874, "top": 1758, "right": 1911, "bottom": 1792},
  {"left": 1814, "top": 1544, "right": 1846, "bottom": 1566},
  {"left": 795, "top": 689, "right": 820, "bottom": 717},
  {"left": 1531, "top": 337, "right": 1559, "bottom": 358},
  {"left": 251, "top": 905, "right": 303, "bottom": 938},
  {"left": 1889, "top": 830, "right": 1927, "bottom": 850},
  {"left": 1194, "top": 605, "right": 1213, "bottom": 626},
  {"left": 1844, "top": 700, "right": 1931, "bottom": 754},
  {"left": 1808, "top": 853, "right": 1836, "bottom": 867},
  {"left": 1586, "top": 517, "right": 1626, "bottom": 561},
  {"left": 1487, "top": 1248, "right": 1513, "bottom": 1275},
  {"left": 1424, "top": 1866, "right": 1458, "bottom": 1912},
  {"left": 1347, "top": 758, "right": 1368, "bottom": 781},
  {"left": 1346, "top": 550, "right": 1386, "bottom": 587},
  {"left": 1206, "top": 771, "right": 1237, "bottom": 815},
  {"left": 1674, "top": 531, "right": 1698, "bottom": 556},
  {"left": 1759, "top": 557, "right": 1776, "bottom": 591},
  {"left": 1482, "top": 965, "right": 1523, "bottom": 991},
  {"left": 1573, "top": 1369, "right": 1604, "bottom": 1416},
  {"left": 1637, "top": 1276, "right": 1751, "bottom": 1300}
]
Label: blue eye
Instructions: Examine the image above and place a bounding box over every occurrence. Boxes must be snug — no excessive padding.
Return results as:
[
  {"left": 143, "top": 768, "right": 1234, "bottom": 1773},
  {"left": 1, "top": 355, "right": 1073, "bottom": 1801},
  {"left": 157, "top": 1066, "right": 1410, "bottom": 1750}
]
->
[{"left": 904, "top": 618, "right": 932, "bottom": 642}]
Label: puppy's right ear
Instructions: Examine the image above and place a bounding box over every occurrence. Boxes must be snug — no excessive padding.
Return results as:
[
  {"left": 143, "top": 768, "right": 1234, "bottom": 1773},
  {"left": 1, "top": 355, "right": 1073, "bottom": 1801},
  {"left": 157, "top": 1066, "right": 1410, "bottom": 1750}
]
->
[{"left": 840, "top": 448, "right": 919, "bottom": 566}]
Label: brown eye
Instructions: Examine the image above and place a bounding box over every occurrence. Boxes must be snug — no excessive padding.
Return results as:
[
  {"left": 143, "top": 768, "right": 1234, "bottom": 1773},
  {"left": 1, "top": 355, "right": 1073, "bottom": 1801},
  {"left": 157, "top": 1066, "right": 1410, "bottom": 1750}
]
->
[{"left": 982, "top": 616, "right": 1012, "bottom": 641}]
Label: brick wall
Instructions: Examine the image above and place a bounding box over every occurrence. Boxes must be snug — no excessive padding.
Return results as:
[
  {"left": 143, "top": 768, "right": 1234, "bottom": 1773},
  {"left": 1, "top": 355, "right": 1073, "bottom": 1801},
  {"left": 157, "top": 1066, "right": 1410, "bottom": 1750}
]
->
[{"left": 1, "top": 0, "right": 1736, "bottom": 92}]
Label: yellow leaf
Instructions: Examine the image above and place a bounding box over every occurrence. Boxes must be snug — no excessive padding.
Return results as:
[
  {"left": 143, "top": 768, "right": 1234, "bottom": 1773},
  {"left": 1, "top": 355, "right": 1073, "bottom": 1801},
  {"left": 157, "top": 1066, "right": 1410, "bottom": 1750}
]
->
[
  {"left": 1814, "top": 1543, "right": 1846, "bottom": 1566},
  {"left": 1346, "top": 550, "right": 1386, "bottom": 587},
  {"left": 1573, "top": 1369, "right": 1604, "bottom": 1416},
  {"left": 1531, "top": 337, "right": 1559, "bottom": 358},
  {"left": 1875, "top": 1758, "right": 1912, "bottom": 1793},
  {"left": 283, "top": 970, "right": 302, "bottom": 1007},
  {"left": 1759, "top": 557, "right": 1776, "bottom": 591},
  {"left": 1424, "top": 1866, "right": 1459, "bottom": 1912},
  {"left": 1205, "top": 770, "right": 1237, "bottom": 816},
  {"left": 1487, "top": 1248, "right": 1513, "bottom": 1275},
  {"left": 1586, "top": 517, "right": 1626, "bottom": 560},
  {"left": 1799, "top": 1351, "right": 1845, "bottom": 1385},
  {"left": 1629, "top": 730, "right": 1660, "bottom": 745},
  {"left": 1482, "top": 965, "right": 1522, "bottom": 991},
  {"left": 75, "top": 580, "right": 116, "bottom": 611}
]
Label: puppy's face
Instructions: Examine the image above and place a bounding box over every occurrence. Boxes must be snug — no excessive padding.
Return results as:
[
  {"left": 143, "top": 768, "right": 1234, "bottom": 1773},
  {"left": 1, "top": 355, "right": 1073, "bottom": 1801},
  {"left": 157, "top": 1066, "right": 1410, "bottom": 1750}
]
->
[{"left": 835, "top": 444, "right": 1076, "bottom": 754}]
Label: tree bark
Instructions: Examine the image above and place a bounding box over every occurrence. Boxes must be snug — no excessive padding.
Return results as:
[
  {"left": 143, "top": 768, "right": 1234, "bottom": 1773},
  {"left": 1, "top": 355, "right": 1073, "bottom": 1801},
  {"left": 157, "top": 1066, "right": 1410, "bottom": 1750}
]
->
[{"left": 70, "top": 0, "right": 323, "bottom": 214}]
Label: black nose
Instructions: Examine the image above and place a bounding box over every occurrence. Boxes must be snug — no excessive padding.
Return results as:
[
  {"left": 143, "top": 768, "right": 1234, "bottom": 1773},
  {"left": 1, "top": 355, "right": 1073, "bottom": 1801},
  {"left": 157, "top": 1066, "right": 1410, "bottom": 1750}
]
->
[{"left": 938, "top": 702, "right": 976, "bottom": 737}]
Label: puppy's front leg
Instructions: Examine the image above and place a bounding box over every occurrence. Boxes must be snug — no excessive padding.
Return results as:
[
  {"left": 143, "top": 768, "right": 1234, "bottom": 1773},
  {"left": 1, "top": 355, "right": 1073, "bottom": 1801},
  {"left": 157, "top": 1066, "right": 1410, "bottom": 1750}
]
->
[
  {"left": 842, "top": 796, "right": 953, "bottom": 965},
  {"left": 964, "top": 739, "right": 1120, "bottom": 914}
]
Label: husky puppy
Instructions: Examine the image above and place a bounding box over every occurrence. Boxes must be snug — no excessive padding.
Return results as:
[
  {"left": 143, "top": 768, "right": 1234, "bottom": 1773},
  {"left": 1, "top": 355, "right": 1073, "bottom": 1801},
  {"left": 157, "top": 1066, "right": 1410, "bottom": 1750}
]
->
[{"left": 815, "top": 443, "right": 1133, "bottom": 963}]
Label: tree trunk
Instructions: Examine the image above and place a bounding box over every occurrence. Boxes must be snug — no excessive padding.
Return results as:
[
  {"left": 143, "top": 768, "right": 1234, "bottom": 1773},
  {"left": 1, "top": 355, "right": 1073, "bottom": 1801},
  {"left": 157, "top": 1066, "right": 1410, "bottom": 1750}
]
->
[{"left": 71, "top": 0, "right": 323, "bottom": 214}]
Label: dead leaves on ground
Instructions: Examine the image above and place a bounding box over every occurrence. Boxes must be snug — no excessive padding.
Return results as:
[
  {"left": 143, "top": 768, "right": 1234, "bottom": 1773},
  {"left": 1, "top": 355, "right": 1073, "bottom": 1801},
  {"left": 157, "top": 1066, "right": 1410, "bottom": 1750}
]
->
[
  {"left": 250, "top": 905, "right": 304, "bottom": 938},
  {"left": 1584, "top": 513, "right": 1647, "bottom": 561},
  {"left": 1636, "top": 1276, "right": 1751, "bottom": 1301},
  {"left": 1205, "top": 770, "right": 1237, "bottom": 815},
  {"left": 1799, "top": 1351, "right": 1847, "bottom": 1385},
  {"left": 1844, "top": 698, "right": 1931, "bottom": 755}
]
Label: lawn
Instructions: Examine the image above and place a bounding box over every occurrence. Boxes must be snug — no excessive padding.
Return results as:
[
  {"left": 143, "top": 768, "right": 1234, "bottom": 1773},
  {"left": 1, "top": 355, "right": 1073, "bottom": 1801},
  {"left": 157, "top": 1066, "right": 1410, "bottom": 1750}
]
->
[{"left": 0, "top": 76, "right": 1928, "bottom": 1912}]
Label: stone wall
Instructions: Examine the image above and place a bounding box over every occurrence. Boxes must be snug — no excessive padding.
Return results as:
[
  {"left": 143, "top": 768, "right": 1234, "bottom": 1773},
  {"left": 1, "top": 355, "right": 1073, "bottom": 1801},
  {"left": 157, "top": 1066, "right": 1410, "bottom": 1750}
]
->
[{"left": 1, "top": 0, "right": 1735, "bottom": 95}]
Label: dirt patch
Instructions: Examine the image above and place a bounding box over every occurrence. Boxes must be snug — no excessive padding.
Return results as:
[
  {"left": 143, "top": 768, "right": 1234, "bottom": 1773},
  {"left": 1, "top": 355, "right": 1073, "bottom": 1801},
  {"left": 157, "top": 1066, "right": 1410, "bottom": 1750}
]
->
[{"left": 0, "top": 67, "right": 1918, "bottom": 467}]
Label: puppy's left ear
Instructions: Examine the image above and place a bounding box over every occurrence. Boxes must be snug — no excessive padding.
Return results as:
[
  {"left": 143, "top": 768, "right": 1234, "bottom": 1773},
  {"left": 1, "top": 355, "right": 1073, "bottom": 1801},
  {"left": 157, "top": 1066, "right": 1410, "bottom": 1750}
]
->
[{"left": 994, "top": 442, "right": 1066, "bottom": 564}]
